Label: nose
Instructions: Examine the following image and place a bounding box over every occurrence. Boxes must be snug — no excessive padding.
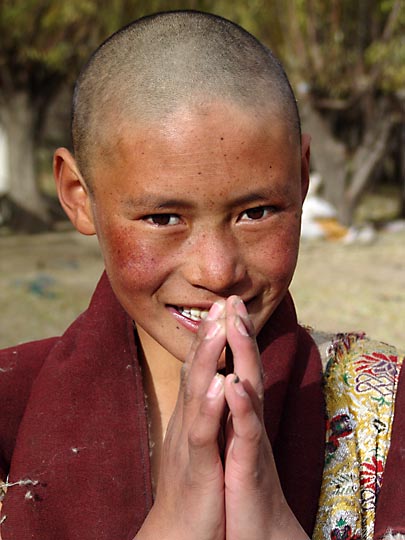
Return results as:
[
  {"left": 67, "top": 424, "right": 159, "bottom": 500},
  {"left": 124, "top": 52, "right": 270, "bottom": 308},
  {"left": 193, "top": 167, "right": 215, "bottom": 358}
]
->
[{"left": 181, "top": 229, "right": 247, "bottom": 294}]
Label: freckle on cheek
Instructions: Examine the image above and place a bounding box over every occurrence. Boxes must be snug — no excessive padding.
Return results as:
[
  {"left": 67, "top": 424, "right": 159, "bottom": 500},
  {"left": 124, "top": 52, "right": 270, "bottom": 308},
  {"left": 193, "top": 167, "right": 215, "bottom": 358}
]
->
[{"left": 124, "top": 255, "right": 156, "bottom": 275}]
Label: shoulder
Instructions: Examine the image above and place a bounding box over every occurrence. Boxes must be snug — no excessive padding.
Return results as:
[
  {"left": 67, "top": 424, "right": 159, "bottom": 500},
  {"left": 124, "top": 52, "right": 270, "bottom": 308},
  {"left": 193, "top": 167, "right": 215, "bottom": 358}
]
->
[
  {"left": 307, "top": 329, "right": 405, "bottom": 374},
  {"left": 0, "top": 336, "right": 59, "bottom": 382},
  {"left": 314, "top": 331, "right": 404, "bottom": 433},
  {"left": 0, "top": 337, "right": 59, "bottom": 478},
  {"left": 0, "top": 336, "right": 60, "bottom": 404},
  {"left": 312, "top": 331, "right": 405, "bottom": 540},
  {"left": 322, "top": 332, "right": 404, "bottom": 390}
]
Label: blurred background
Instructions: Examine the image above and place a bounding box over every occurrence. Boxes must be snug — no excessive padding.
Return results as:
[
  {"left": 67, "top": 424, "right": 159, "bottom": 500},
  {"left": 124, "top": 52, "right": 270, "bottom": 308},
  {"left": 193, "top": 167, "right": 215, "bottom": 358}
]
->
[{"left": 0, "top": 0, "right": 404, "bottom": 349}]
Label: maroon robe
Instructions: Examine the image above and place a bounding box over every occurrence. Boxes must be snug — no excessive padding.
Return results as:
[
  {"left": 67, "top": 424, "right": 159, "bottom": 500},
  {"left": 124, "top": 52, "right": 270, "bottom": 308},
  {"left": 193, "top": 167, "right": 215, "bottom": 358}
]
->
[
  {"left": 0, "top": 272, "right": 326, "bottom": 539},
  {"left": 374, "top": 362, "right": 405, "bottom": 539}
]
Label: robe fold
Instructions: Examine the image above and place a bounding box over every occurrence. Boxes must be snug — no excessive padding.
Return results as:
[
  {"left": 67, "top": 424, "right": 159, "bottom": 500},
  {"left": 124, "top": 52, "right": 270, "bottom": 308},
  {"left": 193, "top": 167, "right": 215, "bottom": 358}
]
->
[{"left": 0, "top": 271, "right": 326, "bottom": 538}]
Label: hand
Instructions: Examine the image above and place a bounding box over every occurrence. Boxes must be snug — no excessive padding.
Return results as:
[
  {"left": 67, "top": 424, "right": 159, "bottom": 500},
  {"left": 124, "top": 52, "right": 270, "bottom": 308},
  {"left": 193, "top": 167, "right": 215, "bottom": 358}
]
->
[
  {"left": 136, "top": 301, "right": 228, "bottom": 540},
  {"left": 136, "top": 297, "right": 309, "bottom": 540},
  {"left": 223, "top": 296, "right": 309, "bottom": 540}
]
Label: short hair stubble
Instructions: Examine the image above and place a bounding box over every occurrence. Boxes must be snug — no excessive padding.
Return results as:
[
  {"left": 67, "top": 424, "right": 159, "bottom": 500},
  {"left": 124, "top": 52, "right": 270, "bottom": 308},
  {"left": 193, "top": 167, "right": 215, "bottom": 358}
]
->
[{"left": 72, "top": 10, "right": 301, "bottom": 185}]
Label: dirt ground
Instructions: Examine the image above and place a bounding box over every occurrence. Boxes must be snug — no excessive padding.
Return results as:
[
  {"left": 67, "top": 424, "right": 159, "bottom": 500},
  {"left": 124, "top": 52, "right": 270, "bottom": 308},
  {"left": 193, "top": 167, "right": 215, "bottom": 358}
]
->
[{"left": 0, "top": 227, "right": 404, "bottom": 350}]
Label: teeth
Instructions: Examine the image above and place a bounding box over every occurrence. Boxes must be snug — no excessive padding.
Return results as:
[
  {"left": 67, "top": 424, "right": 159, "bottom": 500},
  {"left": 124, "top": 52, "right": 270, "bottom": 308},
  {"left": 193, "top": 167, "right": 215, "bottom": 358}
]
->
[{"left": 178, "top": 306, "right": 210, "bottom": 321}]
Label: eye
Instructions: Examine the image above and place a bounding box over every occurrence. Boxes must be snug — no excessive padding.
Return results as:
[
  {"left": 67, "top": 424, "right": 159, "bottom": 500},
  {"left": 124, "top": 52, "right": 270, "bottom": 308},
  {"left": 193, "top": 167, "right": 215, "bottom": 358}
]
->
[
  {"left": 143, "top": 214, "right": 181, "bottom": 226},
  {"left": 239, "top": 206, "right": 275, "bottom": 221}
]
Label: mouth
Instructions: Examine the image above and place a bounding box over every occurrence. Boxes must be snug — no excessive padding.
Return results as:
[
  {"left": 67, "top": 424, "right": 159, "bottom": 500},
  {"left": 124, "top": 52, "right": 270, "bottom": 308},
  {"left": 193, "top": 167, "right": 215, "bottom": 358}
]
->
[
  {"left": 176, "top": 306, "right": 210, "bottom": 321},
  {"left": 168, "top": 296, "right": 256, "bottom": 333},
  {"left": 166, "top": 304, "right": 213, "bottom": 333}
]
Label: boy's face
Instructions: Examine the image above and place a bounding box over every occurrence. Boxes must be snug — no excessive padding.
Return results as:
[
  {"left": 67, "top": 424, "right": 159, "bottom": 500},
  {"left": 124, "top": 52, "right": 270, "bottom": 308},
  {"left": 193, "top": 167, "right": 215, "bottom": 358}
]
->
[{"left": 81, "top": 101, "right": 309, "bottom": 365}]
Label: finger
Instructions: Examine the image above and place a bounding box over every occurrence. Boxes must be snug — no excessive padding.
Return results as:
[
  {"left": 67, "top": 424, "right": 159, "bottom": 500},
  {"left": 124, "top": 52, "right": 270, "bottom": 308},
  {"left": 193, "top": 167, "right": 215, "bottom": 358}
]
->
[
  {"left": 184, "top": 299, "right": 226, "bottom": 372},
  {"left": 169, "top": 301, "right": 225, "bottom": 434},
  {"left": 188, "top": 374, "right": 226, "bottom": 473},
  {"left": 224, "top": 374, "right": 264, "bottom": 473},
  {"left": 225, "top": 296, "right": 263, "bottom": 413},
  {"left": 181, "top": 301, "right": 227, "bottom": 422}
]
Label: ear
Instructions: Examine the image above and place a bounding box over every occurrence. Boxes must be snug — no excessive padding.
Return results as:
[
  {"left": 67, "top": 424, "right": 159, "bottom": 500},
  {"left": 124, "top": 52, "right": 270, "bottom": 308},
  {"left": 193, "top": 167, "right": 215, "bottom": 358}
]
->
[
  {"left": 300, "top": 133, "right": 311, "bottom": 203},
  {"left": 53, "top": 148, "right": 96, "bottom": 235}
]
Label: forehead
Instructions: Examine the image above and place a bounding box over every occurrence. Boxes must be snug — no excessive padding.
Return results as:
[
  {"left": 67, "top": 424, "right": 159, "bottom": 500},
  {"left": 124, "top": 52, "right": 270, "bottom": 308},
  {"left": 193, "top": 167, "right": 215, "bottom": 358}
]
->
[{"left": 94, "top": 100, "right": 300, "bottom": 199}]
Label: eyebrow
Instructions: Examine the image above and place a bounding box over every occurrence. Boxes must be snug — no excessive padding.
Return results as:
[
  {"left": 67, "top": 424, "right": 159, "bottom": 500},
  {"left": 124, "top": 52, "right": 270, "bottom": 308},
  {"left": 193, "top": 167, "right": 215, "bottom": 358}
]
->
[
  {"left": 122, "top": 188, "right": 286, "bottom": 211},
  {"left": 122, "top": 195, "right": 194, "bottom": 211},
  {"left": 226, "top": 191, "right": 275, "bottom": 208}
]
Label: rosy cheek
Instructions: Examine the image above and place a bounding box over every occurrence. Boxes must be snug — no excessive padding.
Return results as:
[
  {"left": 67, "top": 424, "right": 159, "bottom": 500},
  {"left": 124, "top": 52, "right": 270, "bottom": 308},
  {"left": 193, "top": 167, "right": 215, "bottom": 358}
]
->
[
  {"left": 258, "top": 231, "right": 299, "bottom": 280},
  {"left": 103, "top": 226, "right": 168, "bottom": 290}
]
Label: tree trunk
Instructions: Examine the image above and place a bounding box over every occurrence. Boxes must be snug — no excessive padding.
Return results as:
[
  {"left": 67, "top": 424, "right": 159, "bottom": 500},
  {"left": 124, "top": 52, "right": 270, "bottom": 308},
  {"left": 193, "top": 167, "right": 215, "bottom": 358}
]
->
[
  {"left": 341, "top": 113, "right": 395, "bottom": 225},
  {"left": 400, "top": 123, "right": 405, "bottom": 218},
  {"left": 300, "top": 98, "right": 398, "bottom": 226},
  {"left": 300, "top": 100, "right": 347, "bottom": 213},
  {"left": 0, "top": 91, "right": 50, "bottom": 232}
]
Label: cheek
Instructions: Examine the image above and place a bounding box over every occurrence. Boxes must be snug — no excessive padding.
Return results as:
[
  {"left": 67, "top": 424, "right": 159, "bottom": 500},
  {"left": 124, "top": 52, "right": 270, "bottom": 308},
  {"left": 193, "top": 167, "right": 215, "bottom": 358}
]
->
[
  {"left": 255, "top": 222, "right": 300, "bottom": 283},
  {"left": 100, "top": 224, "right": 168, "bottom": 294},
  {"left": 262, "top": 244, "right": 297, "bottom": 279}
]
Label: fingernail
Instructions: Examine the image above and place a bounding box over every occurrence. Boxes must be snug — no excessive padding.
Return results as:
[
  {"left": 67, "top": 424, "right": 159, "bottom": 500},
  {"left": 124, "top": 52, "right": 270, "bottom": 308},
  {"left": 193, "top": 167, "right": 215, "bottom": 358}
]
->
[
  {"left": 233, "top": 297, "right": 248, "bottom": 318},
  {"left": 206, "top": 374, "right": 224, "bottom": 398},
  {"left": 232, "top": 299, "right": 254, "bottom": 336},
  {"left": 234, "top": 315, "right": 249, "bottom": 337},
  {"left": 233, "top": 373, "right": 247, "bottom": 396},
  {"left": 206, "top": 300, "right": 225, "bottom": 321},
  {"left": 204, "top": 320, "right": 222, "bottom": 339}
]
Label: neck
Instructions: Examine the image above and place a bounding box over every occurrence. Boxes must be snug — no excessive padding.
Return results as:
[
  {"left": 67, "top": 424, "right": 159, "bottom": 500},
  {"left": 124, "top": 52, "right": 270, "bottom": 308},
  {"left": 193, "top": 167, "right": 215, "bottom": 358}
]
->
[
  {"left": 136, "top": 325, "right": 183, "bottom": 388},
  {"left": 136, "top": 325, "right": 182, "bottom": 494}
]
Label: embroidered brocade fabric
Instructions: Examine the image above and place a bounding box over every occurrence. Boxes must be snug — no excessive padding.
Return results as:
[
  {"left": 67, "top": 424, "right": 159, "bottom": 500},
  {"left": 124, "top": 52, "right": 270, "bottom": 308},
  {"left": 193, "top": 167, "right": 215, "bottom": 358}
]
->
[{"left": 313, "top": 334, "right": 404, "bottom": 540}]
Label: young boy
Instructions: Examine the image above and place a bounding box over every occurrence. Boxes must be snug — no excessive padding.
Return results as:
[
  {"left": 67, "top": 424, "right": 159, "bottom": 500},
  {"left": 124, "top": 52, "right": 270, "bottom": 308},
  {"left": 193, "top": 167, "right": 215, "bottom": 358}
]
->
[{"left": 0, "top": 11, "right": 404, "bottom": 540}]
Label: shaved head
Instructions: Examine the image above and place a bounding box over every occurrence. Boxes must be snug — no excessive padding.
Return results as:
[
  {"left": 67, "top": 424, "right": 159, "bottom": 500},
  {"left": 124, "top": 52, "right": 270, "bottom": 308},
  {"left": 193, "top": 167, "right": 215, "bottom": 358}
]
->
[{"left": 72, "top": 10, "right": 301, "bottom": 184}]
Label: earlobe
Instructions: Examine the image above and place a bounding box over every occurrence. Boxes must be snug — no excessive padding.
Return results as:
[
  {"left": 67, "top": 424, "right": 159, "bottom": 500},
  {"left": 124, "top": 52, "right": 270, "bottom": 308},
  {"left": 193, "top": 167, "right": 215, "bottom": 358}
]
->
[
  {"left": 53, "top": 148, "right": 96, "bottom": 236},
  {"left": 300, "top": 133, "right": 311, "bottom": 203}
]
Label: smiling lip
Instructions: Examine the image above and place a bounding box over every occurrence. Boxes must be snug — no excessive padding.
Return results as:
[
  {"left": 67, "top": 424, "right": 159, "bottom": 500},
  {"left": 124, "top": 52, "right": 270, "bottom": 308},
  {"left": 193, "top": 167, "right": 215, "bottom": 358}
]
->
[
  {"left": 167, "top": 298, "right": 254, "bottom": 333},
  {"left": 168, "top": 305, "right": 208, "bottom": 332},
  {"left": 177, "top": 306, "right": 210, "bottom": 321}
]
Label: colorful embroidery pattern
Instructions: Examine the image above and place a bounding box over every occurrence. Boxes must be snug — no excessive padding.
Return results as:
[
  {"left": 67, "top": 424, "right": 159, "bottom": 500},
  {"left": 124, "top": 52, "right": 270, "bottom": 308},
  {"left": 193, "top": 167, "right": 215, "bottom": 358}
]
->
[{"left": 313, "top": 334, "right": 404, "bottom": 540}]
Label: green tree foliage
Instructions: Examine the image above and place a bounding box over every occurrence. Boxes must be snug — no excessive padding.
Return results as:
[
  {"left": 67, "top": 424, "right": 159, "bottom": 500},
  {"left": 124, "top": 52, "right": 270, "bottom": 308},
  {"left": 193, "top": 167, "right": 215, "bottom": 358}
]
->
[
  {"left": 2, "top": 1, "right": 101, "bottom": 110},
  {"left": 0, "top": 1, "right": 116, "bottom": 230},
  {"left": 0, "top": 0, "right": 403, "bottom": 229},
  {"left": 277, "top": 0, "right": 405, "bottom": 95},
  {"left": 263, "top": 0, "right": 405, "bottom": 223},
  {"left": 1, "top": 0, "right": 267, "bottom": 101},
  {"left": 0, "top": 0, "right": 285, "bottom": 231}
]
